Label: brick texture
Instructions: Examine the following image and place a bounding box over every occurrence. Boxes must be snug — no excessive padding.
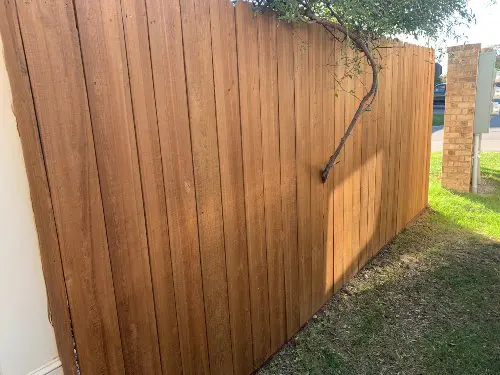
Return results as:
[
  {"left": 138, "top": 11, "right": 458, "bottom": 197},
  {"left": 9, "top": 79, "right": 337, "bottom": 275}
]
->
[{"left": 441, "top": 44, "right": 480, "bottom": 192}]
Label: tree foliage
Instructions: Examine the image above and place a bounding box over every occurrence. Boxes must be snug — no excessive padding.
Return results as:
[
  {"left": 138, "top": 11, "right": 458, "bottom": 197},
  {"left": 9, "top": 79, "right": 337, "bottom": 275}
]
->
[
  {"left": 236, "top": 0, "right": 478, "bottom": 181},
  {"left": 248, "top": 0, "right": 475, "bottom": 42}
]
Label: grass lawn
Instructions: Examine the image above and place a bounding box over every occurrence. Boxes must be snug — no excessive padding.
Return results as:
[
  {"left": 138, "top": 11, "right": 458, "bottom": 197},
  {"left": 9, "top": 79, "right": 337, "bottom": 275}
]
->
[
  {"left": 259, "top": 152, "right": 500, "bottom": 375},
  {"left": 432, "top": 113, "right": 444, "bottom": 126}
]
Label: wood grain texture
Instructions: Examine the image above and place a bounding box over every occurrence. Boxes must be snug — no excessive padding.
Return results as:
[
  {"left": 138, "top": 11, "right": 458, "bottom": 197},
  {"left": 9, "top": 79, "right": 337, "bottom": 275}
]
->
[
  {"left": 323, "top": 31, "right": 336, "bottom": 300},
  {"left": 309, "top": 24, "right": 325, "bottom": 314},
  {"left": 351, "top": 61, "right": 362, "bottom": 277},
  {"left": 367, "top": 64, "right": 379, "bottom": 261},
  {"left": 146, "top": 0, "right": 210, "bottom": 372},
  {"left": 333, "top": 36, "right": 346, "bottom": 291},
  {"left": 277, "top": 20, "right": 300, "bottom": 338},
  {"left": 13, "top": 0, "right": 125, "bottom": 373},
  {"left": 235, "top": 3, "right": 271, "bottom": 368},
  {"left": 380, "top": 46, "right": 394, "bottom": 247},
  {"left": 387, "top": 45, "right": 403, "bottom": 241},
  {"left": 71, "top": 0, "right": 162, "bottom": 372},
  {"left": 180, "top": 0, "right": 233, "bottom": 373},
  {"left": 0, "top": 2, "right": 76, "bottom": 372},
  {"left": 359, "top": 64, "right": 369, "bottom": 268},
  {"left": 343, "top": 47, "right": 355, "bottom": 282},
  {"left": 293, "top": 24, "right": 312, "bottom": 324},
  {"left": 119, "top": 0, "right": 182, "bottom": 372},
  {"left": 209, "top": 0, "right": 254, "bottom": 373},
  {"left": 3, "top": 3, "right": 435, "bottom": 371},
  {"left": 374, "top": 47, "right": 389, "bottom": 255},
  {"left": 258, "top": 13, "right": 287, "bottom": 353}
]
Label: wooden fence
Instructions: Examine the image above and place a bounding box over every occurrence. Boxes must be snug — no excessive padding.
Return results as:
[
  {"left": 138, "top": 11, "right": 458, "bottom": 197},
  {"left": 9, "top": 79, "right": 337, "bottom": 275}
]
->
[{"left": 0, "top": 0, "right": 434, "bottom": 373}]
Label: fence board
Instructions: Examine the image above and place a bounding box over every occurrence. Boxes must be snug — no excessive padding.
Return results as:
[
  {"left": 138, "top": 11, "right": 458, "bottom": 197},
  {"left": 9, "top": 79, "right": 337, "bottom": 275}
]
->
[
  {"left": 294, "top": 24, "right": 313, "bottom": 324},
  {"left": 180, "top": 0, "right": 234, "bottom": 372},
  {"left": 277, "top": 21, "right": 300, "bottom": 338},
  {"left": 0, "top": 2, "right": 76, "bottom": 372},
  {"left": 258, "top": 13, "right": 287, "bottom": 353},
  {"left": 147, "top": 0, "right": 211, "bottom": 372},
  {"left": 375, "top": 46, "right": 390, "bottom": 254},
  {"left": 333, "top": 37, "right": 346, "bottom": 291},
  {"left": 14, "top": 0, "right": 126, "bottom": 373},
  {"left": 236, "top": 4, "right": 271, "bottom": 367},
  {"left": 381, "top": 47, "right": 395, "bottom": 246},
  {"left": 389, "top": 46, "right": 403, "bottom": 240},
  {"left": 209, "top": 0, "right": 254, "bottom": 373},
  {"left": 359, "top": 64, "right": 370, "bottom": 268},
  {"left": 120, "top": 0, "right": 183, "bottom": 372},
  {"left": 323, "top": 31, "right": 336, "bottom": 300},
  {"left": 2, "top": 3, "right": 434, "bottom": 373},
  {"left": 343, "top": 47, "right": 355, "bottom": 281},
  {"left": 397, "top": 44, "right": 411, "bottom": 232},
  {"left": 71, "top": 1, "right": 162, "bottom": 372},
  {"left": 368, "top": 61, "right": 380, "bottom": 259},
  {"left": 310, "top": 24, "right": 325, "bottom": 313}
]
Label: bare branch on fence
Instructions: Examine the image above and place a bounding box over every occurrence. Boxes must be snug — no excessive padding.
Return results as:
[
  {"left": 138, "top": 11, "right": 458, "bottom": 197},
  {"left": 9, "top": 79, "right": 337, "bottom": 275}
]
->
[{"left": 307, "top": 15, "right": 379, "bottom": 183}]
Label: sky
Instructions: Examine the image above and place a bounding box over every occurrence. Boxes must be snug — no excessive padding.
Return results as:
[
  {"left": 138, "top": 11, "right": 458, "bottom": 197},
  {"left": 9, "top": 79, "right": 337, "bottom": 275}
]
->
[
  {"left": 401, "top": 0, "right": 500, "bottom": 72},
  {"left": 458, "top": 0, "right": 500, "bottom": 47}
]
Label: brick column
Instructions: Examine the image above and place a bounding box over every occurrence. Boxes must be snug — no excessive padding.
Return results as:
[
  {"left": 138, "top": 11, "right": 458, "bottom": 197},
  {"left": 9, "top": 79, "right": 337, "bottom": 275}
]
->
[{"left": 441, "top": 43, "right": 481, "bottom": 192}]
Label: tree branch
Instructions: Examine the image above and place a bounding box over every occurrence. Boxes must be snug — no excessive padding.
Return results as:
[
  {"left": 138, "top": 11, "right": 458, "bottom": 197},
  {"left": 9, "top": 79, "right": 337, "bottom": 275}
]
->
[{"left": 307, "top": 15, "right": 379, "bottom": 183}]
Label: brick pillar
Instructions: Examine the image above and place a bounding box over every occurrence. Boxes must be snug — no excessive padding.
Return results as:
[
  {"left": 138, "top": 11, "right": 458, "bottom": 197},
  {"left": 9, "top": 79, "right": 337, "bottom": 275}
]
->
[{"left": 441, "top": 44, "right": 481, "bottom": 192}]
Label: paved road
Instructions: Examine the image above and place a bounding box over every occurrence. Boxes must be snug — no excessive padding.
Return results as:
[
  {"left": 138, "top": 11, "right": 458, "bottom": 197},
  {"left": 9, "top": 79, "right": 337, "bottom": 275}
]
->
[{"left": 431, "top": 104, "right": 500, "bottom": 152}]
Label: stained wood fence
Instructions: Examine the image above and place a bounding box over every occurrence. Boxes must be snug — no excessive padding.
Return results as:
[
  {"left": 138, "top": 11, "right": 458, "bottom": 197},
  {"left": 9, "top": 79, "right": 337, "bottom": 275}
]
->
[{"left": 0, "top": 0, "right": 434, "bottom": 374}]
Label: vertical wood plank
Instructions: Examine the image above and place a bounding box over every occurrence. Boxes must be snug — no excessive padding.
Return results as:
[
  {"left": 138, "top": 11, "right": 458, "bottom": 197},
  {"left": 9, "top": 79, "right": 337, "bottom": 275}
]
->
[
  {"left": 0, "top": 2, "right": 76, "bottom": 372},
  {"left": 407, "top": 45, "right": 417, "bottom": 222},
  {"left": 309, "top": 24, "right": 325, "bottom": 313},
  {"left": 343, "top": 47, "right": 355, "bottom": 281},
  {"left": 180, "top": 0, "right": 234, "bottom": 373},
  {"left": 358, "top": 63, "right": 369, "bottom": 268},
  {"left": 368, "top": 64, "right": 381, "bottom": 265},
  {"left": 258, "top": 13, "right": 286, "bottom": 353},
  {"left": 293, "top": 24, "right": 312, "bottom": 324},
  {"left": 323, "top": 30, "right": 336, "bottom": 300},
  {"left": 413, "top": 46, "right": 424, "bottom": 218},
  {"left": 235, "top": 4, "right": 271, "bottom": 368},
  {"left": 72, "top": 0, "right": 162, "bottom": 372},
  {"left": 351, "top": 67, "right": 362, "bottom": 275},
  {"left": 7, "top": 1, "right": 436, "bottom": 370},
  {"left": 420, "top": 47, "right": 431, "bottom": 211},
  {"left": 14, "top": 0, "right": 125, "bottom": 373},
  {"left": 209, "top": 0, "right": 254, "bottom": 372},
  {"left": 119, "top": 0, "right": 182, "bottom": 372},
  {"left": 402, "top": 46, "right": 412, "bottom": 224},
  {"left": 388, "top": 45, "right": 402, "bottom": 241},
  {"left": 367, "top": 59, "right": 380, "bottom": 259},
  {"left": 146, "top": 0, "right": 211, "bottom": 372},
  {"left": 333, "top": 38, "right": 345, "bottom": 291},
  {"left": 396, "top": 44, "right": 410, "bottom": 233},
  {"left": 421, "top": 47, "right": 429, "bottom": 210},
  {"left": 381, "top": 46, "right": 394, "bottom": 246},
  {"left": 277, "top": 20, "right": 300, "bottom": 338},
  {"left": 374, "top": 47, "right": 389, "bottom": 256}
]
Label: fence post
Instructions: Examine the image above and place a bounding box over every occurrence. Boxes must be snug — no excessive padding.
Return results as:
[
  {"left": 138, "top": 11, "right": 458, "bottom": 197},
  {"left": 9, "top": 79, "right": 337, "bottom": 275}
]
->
[{"left": 441, "top": 43, "right": 481, "bottom": 192}]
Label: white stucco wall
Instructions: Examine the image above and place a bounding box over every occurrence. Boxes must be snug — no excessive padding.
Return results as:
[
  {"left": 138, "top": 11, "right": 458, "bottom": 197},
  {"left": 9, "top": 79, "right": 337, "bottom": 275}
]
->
[{"left": 0, "top": 39, "right": 62, "bottom": 375}]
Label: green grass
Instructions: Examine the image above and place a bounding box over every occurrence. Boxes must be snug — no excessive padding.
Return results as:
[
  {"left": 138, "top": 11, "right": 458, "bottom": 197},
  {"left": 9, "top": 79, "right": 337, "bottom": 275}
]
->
[
  {"left": 433, "top": 113, "right": 444, "bottom": 126},
  {"left": 429, "top": 152, "right": 500, "bottom": 239},
  {"left": 259, "top": 152, "right": 500, "bottom": 375}
]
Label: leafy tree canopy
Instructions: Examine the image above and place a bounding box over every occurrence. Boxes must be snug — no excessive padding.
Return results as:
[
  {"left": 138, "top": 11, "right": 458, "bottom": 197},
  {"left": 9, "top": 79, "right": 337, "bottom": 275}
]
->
[
  {"left": 246, "top": 0, "right": 475, "bottom": 42},
  {"left": 235, "top": 0, "right": 479, "bottom": 182}
]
